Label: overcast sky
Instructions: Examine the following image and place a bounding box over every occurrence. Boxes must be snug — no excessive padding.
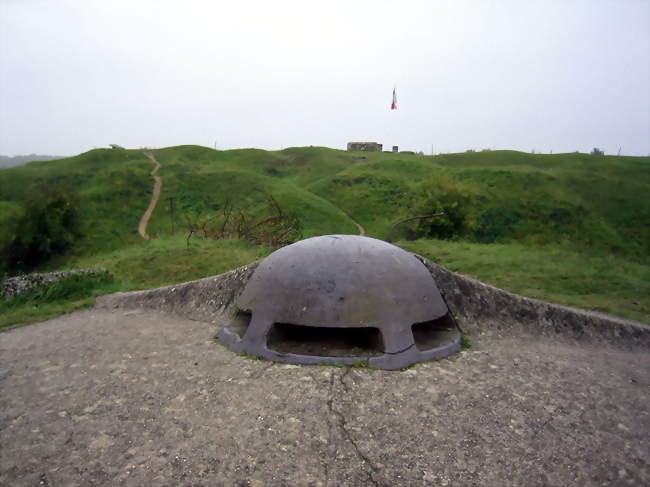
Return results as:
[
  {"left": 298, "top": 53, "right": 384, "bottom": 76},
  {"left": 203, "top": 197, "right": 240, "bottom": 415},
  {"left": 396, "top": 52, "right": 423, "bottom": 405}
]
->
[{"left": 1, "top": 0, "right": 649, "bottom": 156}]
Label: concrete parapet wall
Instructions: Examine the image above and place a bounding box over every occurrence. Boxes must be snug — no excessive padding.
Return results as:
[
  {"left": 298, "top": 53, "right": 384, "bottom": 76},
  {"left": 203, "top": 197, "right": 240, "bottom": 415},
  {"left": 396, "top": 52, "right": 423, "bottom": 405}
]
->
[
  {"left": 417, "top": 256, "right": 650, "bottom": 350},
  {"left": 95, "top": 263, "right": 258, "bottom": 323},
  {"left": 95, "top": 256, "right": 649, "bottom": 349}
]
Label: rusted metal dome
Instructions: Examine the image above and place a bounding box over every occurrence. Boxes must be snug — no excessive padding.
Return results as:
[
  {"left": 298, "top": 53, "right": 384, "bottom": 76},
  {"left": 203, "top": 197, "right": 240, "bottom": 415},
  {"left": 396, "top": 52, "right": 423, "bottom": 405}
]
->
[{"left": 219, "top": 235, "right": 460, "bottom": 370}]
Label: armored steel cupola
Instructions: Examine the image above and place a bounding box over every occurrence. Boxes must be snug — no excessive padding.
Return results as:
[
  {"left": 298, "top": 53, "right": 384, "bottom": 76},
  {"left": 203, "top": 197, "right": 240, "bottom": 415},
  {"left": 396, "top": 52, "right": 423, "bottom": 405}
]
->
[{"left": 219, "top": 235, "right": 460, "bottom": 370}]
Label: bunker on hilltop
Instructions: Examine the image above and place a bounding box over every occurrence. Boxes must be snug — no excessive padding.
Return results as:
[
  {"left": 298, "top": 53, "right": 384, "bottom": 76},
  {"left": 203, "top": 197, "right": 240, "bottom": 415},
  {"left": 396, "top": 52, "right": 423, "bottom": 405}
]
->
[
  {"left": 347, "top": 141, "right": 383, "bottom": 152},
  {"left": 218, "top": 235, "right": 460, "bottom": 369}
]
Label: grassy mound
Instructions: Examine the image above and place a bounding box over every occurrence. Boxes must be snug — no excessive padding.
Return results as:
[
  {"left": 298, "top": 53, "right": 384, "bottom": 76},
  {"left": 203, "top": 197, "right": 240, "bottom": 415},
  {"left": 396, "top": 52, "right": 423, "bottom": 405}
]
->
[{"left": 0, "top": 145, "right": 648, "bottom": 324}]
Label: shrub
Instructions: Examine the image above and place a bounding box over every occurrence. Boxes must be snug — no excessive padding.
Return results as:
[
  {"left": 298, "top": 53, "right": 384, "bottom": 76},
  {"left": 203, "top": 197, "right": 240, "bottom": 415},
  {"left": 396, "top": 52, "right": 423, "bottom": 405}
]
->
[
  {"left": 407, "top": 175, "right": 477, "bottom": 239},
  {"left": 1, "top": 186, "right": 82, "bottom": 273}
]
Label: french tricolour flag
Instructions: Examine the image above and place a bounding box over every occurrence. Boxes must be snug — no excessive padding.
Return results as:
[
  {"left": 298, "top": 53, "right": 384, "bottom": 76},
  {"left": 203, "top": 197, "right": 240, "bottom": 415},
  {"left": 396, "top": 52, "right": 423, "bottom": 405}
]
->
[{"left": 391, "top": 87, "right": 397, "bottom": 110}]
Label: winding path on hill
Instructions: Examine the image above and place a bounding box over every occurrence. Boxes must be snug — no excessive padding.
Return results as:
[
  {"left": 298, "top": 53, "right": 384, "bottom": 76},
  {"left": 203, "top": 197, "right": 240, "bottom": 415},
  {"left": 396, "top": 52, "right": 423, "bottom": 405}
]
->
[
  {"left": 305, "top": 161, "right": 367, "bottom": 236},
  {"left": 308, "top": 192, "right": 366, "bottom": 236},
  {"left": 337, "top": 206, "right": 365, "bottom": 236},
  {"left": 138, "top": 151, "right": 162, "bottom": 240}
]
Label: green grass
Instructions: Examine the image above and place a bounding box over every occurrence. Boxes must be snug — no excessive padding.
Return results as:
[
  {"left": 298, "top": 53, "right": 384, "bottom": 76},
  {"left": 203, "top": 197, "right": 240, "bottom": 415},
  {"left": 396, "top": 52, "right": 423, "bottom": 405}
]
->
[
  {"left": 0, "top": 148, "right": 154, "bottom": 255},
  {"left": 0, "top": 271, "right": 123, "bottom": 330},
  {"left": 2, "top": 146, "right": 647, "bottom": 259},
  {"left": 56, "top": 236, "right": 273, "bottom": 290},
  {"left": 1, "top": 237, "right": 272, "bottom": 330},
  {"left": 399, "top": 239, "right": 650, "bottom": 323},
  {"left": 310, "top": 151, "right": 650, "bottom": 258},
  {"left": 1, "top": 145, "right": 648, "bottom": 326}
]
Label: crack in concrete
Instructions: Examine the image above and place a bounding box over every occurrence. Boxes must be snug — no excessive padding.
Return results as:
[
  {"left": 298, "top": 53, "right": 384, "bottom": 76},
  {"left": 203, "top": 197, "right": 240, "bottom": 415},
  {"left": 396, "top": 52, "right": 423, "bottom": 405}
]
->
[
  {"left": 323, "top": 372, "right": 335, "bottom": 487},
  {"left": 339, "top": 367, "right": 352, "bottom": 394},
  {"left": 323, "top": 453, "right": 330, "bottom": 487},
  {"left": 326, "top": 368, "right": 380, "bottom": 487}
]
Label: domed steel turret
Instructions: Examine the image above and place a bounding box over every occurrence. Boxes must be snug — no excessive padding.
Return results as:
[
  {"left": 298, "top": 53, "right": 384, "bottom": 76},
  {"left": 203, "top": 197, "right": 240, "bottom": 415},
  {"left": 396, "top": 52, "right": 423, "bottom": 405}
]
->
[{"left": 219, "top": 235, "right": 460, "bottom": 370}]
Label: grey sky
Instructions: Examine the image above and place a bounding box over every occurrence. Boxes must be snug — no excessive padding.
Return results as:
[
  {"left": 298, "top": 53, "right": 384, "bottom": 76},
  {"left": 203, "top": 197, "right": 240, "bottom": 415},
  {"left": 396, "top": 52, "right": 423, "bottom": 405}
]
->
[{"left": 1, "top": 0, "right": 649, "bottom": 156}]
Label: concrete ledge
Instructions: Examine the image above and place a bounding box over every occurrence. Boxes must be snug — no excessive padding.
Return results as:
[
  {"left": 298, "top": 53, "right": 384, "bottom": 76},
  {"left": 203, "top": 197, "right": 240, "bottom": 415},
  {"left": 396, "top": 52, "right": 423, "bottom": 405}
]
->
[
  {"left": 95, "top": 263, "right": 258, "bottom": 323},
  {"left": 416, "top": 255, "right": 650, "bottom": 350},
  {"left": 218, "top": 322, "right": 461, "bottom": 370},
  {"left": 95, "top": 255, "right": 649, "bottom": 350}
]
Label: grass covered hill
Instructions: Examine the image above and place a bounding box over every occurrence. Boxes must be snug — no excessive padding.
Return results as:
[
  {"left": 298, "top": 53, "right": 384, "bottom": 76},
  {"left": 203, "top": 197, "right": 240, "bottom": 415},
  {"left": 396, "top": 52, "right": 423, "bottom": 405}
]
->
[{"left": 0, "top": 145, "right": 648, "bottom": 326}]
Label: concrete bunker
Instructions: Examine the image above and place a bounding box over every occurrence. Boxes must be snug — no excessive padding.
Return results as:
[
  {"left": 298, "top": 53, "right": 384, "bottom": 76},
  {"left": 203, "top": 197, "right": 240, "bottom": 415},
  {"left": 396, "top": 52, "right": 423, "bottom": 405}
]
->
[{"left": 219, "top": 235, "right": 460, "bottom": 370}]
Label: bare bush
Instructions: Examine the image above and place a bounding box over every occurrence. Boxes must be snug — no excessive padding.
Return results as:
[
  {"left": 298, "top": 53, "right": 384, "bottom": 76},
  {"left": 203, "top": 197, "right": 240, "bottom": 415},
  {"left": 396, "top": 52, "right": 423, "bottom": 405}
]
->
[{"left": 185, "top": 194, "right": 302, "bottom": 247}]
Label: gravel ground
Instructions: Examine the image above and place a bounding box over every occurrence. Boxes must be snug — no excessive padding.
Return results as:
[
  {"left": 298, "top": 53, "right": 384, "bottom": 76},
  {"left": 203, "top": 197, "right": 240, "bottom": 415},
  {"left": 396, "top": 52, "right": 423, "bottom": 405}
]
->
[{"left": 1, "top": 308, "right": 648, "bottom": 486}]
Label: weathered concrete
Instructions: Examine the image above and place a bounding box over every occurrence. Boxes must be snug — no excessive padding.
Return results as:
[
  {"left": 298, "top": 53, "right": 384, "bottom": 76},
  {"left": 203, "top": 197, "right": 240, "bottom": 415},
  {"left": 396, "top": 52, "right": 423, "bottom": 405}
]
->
[
  {"left": 96, "top": 264, "right": 257, "bottom": 323},
  {"left": 1, "top": 309, "right": 648, "bottom": 486},
  {"left": 417, "top": 256, "right": 650, "bottom": 350},
  {"left": 96, "top": 255, "right": 649, "bottom": 350}
]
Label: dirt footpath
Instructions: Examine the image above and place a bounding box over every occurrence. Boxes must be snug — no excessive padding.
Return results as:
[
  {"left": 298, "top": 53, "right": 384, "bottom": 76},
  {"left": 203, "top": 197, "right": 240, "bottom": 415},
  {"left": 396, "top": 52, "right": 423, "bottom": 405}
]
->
[
  {"left": 1, "top": 309, "right": 648, "bottom": 486},
  {"left": 137, "top": 151, "right": 162, "bottom": 240}
]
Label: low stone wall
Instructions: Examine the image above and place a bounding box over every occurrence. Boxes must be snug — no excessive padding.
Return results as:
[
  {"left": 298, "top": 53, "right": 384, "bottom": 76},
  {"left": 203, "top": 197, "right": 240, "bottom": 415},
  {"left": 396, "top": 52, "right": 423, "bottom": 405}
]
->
[
  {"left": 94, "top": 256, "right": 649, "bottom": 350},
  {"left": 2, "top": 268, "right": 110, "bottom": 299}
]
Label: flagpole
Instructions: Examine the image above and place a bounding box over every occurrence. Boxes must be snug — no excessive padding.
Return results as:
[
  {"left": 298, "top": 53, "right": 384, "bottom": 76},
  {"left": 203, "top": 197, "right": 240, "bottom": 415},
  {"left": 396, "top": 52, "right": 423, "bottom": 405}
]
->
[{"left": 390, "top": 85, "right": 397, "bottom": 152}]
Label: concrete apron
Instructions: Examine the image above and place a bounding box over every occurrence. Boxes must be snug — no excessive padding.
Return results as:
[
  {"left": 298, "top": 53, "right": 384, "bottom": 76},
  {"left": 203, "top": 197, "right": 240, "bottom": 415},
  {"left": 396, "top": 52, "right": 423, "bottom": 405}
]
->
[{"left": 1, "top": 308, "right": 648, "bottom": 486}]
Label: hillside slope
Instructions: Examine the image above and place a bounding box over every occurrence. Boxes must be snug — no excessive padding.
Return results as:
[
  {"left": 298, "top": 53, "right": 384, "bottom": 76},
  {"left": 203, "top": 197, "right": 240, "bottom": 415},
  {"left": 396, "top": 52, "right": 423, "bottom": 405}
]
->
[
  {"left": 0, "top": 145, "right": 648, "bottom": 322},
  {"left": 1, "top": 145, "right": 647, "bottom": 260}
]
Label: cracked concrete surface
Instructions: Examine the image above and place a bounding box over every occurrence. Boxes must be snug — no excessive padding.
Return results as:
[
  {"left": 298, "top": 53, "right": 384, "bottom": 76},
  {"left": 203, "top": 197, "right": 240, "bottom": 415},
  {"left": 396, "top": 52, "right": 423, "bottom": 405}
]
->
[
  {"left": 1, "top": 308, "right": 649, "bottom": 486},
  {"left": 326, "top": 369, "right": 381, "bottom": 486}
]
